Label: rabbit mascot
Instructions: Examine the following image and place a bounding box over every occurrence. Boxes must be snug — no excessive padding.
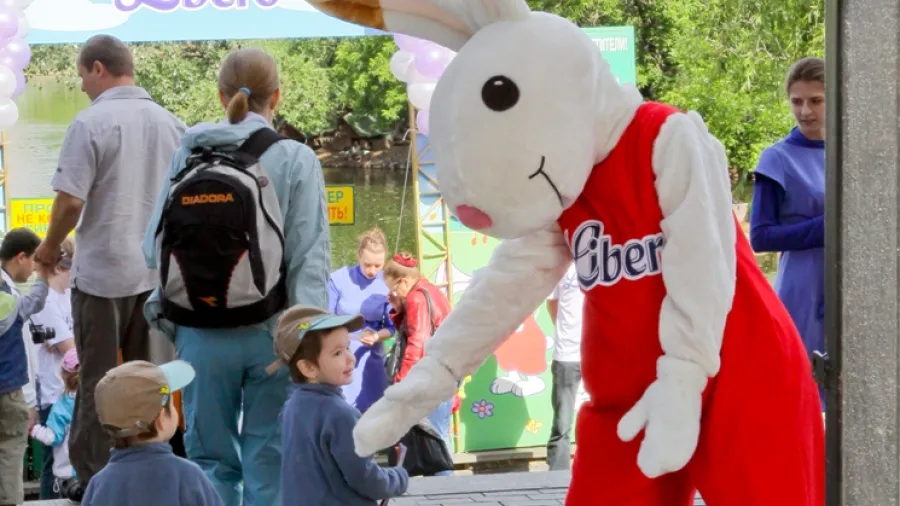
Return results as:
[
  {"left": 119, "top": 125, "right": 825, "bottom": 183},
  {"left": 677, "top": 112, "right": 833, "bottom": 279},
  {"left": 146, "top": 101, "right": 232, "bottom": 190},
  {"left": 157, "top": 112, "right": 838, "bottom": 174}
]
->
[{"left": 308, "top": 1, "right": 824, "bottom": 505}]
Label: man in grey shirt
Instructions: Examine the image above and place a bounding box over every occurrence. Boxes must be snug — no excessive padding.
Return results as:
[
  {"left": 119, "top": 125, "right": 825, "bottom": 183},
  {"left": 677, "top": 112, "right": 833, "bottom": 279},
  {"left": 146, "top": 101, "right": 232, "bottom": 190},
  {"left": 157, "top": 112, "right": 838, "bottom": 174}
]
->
[{"left": 34, "top": 34, "right": 186, "bottom": 485}]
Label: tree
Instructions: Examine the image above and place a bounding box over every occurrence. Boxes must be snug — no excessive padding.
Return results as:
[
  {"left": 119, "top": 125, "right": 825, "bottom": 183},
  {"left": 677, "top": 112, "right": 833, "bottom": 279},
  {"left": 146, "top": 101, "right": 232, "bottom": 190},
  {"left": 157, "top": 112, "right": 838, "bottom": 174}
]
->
[{"left": 660, "top": 0, "right": 824, "bottom": 200}]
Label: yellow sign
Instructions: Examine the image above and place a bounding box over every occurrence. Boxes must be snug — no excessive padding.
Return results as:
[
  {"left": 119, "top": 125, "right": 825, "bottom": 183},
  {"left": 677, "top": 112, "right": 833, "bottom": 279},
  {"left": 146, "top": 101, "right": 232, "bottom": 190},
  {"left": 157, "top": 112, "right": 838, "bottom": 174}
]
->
[
  {"left": 7, "top": 186, "right": 355, "bottom": 237},
  {"left": 326, "top": 185, "right": 355, "bottom": 226},
  {"left": 9, "top": 198, "right": 54, "bottom": 238}
]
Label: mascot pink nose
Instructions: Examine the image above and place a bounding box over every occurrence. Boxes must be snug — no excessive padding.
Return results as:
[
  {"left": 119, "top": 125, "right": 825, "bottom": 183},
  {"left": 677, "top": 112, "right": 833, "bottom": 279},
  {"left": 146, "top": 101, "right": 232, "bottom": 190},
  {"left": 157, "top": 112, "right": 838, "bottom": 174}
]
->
[{"left": 455, "top": 205, "right": 493, "bottom": 230}]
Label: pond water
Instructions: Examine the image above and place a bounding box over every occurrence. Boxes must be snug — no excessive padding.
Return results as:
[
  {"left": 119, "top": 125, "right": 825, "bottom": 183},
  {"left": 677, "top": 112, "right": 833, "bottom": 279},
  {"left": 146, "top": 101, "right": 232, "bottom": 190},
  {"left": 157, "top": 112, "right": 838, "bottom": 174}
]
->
[{"left": 6, "top": 78, "right": 418, "bottom": 269}]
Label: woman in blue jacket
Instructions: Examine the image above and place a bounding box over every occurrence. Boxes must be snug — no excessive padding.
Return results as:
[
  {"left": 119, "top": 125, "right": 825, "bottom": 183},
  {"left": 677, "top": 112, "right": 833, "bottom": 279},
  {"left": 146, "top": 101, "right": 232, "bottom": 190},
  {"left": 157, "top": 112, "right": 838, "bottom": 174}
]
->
[
  {"left": 142, "top": 48, "right": 330, "bottom": 506},
  {"left": 750, "top": 57, "right": 825, "bottom": 410}
]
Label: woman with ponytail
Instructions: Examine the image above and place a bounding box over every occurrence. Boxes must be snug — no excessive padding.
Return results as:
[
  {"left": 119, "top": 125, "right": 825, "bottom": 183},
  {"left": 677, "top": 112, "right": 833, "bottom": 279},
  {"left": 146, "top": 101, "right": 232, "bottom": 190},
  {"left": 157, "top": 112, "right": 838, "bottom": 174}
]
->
[{"left": 142, "top": 48, "right": 331, "bottom": 506}]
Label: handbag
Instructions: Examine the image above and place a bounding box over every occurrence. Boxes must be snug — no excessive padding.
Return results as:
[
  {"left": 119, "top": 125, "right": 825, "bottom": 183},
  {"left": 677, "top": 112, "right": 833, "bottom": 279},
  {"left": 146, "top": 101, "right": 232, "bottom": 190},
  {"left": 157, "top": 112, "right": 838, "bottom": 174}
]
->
[
  {"left": 386, "top": 417, "right": 454, "bottom": 477},
  {"left": 384, "top": 287, "right": 435, "bottom": 384}
]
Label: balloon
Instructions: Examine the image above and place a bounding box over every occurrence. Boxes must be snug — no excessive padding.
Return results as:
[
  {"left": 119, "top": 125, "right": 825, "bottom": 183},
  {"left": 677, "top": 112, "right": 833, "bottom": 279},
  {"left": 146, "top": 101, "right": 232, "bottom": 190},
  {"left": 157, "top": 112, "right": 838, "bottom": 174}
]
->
[
  {"left": 394, "top": 33, "right": 424, "bottom": 52},
  {"left": 414, "top": 44, "right": 452, "bottom": 79},
  {"left": 14, "top": 11, "right": 27, "bottom": 39},
  {"left": 0, "top": 8, "right": 18, "bottom": 40},
  {"left": 0, "top": 39, "right": 30, "bottom": 71},
  {"left": 416, "top": 109, "right": 430, "bottom": 136},
  {"left": 406, "top": 67, "right": 437, "bottom": 86},
  {"left": 407, "top": 82, "right": 436, "bottom": 111},
  {"left": 0, "top": 98, "right": 18, "bottom": 129},
  {"left": 0, "top": 64, "right": 15, "bottom": 98},
  {"left": 389, "top": 50, "right": 415, "bottom": 83},
  {"left": 1, "top": 0, "right": 32, "bottom": 9},
  {"left": 11, "top": 68, "right": 23, "bottom": 98}
]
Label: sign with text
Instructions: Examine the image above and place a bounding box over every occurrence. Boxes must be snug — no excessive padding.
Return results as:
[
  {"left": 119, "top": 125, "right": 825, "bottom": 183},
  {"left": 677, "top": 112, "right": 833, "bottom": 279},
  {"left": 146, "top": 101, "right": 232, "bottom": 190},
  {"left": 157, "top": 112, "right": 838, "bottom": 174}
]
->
[
  {"left": 24, "top": 0, "right": 380, "bottom": 44},
  {"left": 9, "top": 198, "right": 54, "bottom": 238},
  {"left": 583, "top": 26, "right": 637, "bottom": 84},
  {"left": 326, "top": 185, "right": 354, "bottom": 226},
  {"left": 10, "top": 186, "right": 355, "bottom": 237}
]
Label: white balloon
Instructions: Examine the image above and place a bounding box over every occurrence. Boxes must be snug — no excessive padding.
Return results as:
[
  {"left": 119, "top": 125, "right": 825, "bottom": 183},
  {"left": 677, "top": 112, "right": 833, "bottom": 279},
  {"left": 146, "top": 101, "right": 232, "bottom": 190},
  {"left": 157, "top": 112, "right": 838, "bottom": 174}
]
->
[
  {"left": 14, "top": 12, "right": 27, "bottom": 39},
  {"left": 13, "top": 0, "right": 32, "bottom": 9},
  {"left": 389, "top": 51, "right": 415, "bottom": 83},
  {"left": 407, "top": 82, "right": 436, "bottom": 111},
  {"left": 406, "top": 67, "right": 437, "bottom": 85},
  {"left": 0, "top": 65, "right": 15, "bottom": 98},
  {"left": 0, "top": 98, "right": 18, "bottom": 130}
]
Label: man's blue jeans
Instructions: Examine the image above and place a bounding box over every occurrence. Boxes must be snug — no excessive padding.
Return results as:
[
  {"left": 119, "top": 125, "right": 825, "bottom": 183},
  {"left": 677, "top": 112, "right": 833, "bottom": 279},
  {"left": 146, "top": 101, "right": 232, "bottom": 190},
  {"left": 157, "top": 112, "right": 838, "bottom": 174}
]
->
[{"left": 176, "top": 326, "right": 290, "bottom": 506}]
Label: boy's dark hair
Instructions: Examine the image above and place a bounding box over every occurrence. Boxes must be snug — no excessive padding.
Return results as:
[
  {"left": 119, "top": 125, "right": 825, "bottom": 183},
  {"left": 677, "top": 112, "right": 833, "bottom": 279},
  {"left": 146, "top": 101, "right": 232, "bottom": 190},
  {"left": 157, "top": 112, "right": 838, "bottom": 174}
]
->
[
  {"left": 111, "top": 397, "right": 171, "bottom": 449},
  {"left": 0, "top": 228, "right": 41, "bottom": 262},
  {"left": 288, "top": 330, "right": 325, "bottom": 383}
]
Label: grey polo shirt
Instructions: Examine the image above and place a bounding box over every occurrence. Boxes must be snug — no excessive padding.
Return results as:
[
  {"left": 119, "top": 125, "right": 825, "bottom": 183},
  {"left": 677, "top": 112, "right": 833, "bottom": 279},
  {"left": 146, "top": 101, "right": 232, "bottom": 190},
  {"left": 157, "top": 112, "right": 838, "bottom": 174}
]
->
[{"left": 51, "top": 86, "right": 186, "bottom": 298}]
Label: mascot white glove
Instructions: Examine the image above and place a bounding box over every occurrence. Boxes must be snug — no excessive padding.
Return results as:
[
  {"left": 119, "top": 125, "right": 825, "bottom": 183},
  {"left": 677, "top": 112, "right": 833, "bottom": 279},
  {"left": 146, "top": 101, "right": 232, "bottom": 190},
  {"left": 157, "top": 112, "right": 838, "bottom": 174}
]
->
[
  {"left": 617, "top": 356, "right": 708, "bottom": 478},
  {"left": 353, "top": 355, "right": 458, "bottom": 457}
]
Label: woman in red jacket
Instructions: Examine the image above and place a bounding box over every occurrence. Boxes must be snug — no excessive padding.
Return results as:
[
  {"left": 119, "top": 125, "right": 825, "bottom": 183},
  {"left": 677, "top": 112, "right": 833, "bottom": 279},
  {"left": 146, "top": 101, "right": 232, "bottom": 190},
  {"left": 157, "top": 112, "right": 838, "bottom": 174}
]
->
[
  {"left": 384, "top": 253, "right": 450, "bottom": 383},
  {"left": 383, "top": 253, "right": 456, "bottom": 475}
]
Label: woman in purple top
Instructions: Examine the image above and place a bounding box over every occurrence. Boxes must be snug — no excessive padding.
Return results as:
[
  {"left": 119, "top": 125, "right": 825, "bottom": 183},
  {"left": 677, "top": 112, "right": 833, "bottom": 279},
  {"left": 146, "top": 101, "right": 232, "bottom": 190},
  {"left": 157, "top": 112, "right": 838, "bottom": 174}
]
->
[
  {"left": 327, "top": 228, "right": 396, "bottom": 412},
  {"left": 750, "top": 57, "right": 826, "bottom": 409}
]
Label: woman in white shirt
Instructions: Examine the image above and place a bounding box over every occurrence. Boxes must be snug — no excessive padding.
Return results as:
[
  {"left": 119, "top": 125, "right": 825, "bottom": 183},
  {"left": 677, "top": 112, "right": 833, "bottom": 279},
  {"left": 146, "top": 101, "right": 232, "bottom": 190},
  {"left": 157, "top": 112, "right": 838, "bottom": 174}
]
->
[{"left": 31, "top": 238, "right": 74, "bottom": 500}]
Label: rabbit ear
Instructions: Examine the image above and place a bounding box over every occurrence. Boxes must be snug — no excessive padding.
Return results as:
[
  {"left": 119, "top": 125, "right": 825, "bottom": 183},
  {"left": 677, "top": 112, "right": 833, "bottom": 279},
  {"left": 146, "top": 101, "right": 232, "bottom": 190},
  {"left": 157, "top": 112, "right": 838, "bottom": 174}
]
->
[{"left": 307, "top": 0, "right": 531, "bottom": 52}]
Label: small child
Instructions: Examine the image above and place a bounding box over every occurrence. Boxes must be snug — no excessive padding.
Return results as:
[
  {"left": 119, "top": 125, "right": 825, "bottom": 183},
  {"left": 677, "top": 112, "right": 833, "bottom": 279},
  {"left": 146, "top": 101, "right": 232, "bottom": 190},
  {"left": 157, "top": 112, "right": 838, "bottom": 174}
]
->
[
  {"left": 269, "top": 305, "right": 409, "bottom": 506},
  {"left": 30, "top": 348, "right": 80, "bottom": 497},
  {"left": 80, "top": 360, "right": 223, "bottom": 506}
]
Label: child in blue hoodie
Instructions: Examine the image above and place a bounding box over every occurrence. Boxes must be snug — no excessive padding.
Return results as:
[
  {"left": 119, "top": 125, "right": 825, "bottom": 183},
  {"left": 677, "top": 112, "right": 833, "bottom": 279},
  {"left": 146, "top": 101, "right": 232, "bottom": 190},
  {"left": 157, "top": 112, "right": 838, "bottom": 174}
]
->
[
  {"left": 142, "top": 47, "right": 330, "bottom": 506},
  {"left": 80, "top": 360, "right": 222, "bottom": 506},
  {"left": 268, "top": 305, "right": 409, "bottom": 506}
]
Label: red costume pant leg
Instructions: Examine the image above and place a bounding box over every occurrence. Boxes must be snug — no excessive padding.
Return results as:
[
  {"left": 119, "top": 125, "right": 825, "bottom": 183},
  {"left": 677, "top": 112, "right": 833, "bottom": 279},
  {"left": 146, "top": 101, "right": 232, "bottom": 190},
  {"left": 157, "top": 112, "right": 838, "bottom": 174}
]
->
[
  {"left": 566, "top": 405, "right": 695, "bottom": 506},
  {"left": 688, "top": 290, "right": 825, "bottom": 506}
]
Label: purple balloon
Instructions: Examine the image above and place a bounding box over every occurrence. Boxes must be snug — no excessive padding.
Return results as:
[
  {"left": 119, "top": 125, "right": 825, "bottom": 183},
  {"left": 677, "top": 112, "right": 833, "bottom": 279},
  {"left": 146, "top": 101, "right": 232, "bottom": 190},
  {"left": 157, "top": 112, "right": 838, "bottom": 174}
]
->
[
  {"left": 0, "top": 9, "right": 17, "bottom": 40},
  {"left": 0, "top": 40, "right": 30, "bottom": 71},
  {"left": 414, "top": 44, "right": 452, "bottom": 79},
  {"left": 394, "top": 34, "right": 420, "bottom": 52},
  {"left": 416, "top": 109, "right": 430, "bottom": 136},
  {"left": 11, "top": 68, "right": 23, "bottom": 99}
]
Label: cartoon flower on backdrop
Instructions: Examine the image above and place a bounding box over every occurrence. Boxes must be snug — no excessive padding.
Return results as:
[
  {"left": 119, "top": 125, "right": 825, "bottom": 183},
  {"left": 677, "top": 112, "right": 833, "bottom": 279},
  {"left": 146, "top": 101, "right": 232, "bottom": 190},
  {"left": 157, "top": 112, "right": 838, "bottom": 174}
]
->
[{"left": 0, "top": 0, "right": 33, "bottom": 131}]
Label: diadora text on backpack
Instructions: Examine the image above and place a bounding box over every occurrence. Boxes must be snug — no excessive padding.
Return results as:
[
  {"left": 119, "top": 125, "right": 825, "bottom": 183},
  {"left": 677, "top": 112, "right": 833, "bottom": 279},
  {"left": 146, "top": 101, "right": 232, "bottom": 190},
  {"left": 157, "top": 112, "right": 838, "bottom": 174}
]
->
[{"left": 154, "top": 128, "right": 289, "bottom": 328}]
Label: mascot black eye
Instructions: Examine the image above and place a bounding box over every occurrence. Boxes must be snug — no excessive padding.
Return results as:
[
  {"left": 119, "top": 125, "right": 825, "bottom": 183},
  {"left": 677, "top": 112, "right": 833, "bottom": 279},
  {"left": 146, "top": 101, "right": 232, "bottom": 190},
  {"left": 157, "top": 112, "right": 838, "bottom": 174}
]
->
[{"left": 481, "top": 75, "right": 519, "bottom": 112}]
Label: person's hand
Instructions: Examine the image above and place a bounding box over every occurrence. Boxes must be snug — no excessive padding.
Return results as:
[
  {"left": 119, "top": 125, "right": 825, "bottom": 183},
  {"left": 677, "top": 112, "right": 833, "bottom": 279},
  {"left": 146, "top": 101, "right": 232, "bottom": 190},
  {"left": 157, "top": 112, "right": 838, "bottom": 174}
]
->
[
  {"left": 359, "top": 329, "right": 378, "bottom": 346},
  {"left": 28, "top": 407, "right": 37, "bottom": 433},
  {"left": 34, "top": 262, "right": 51, "bottom": 281},
  {"left": 616, "top": 357, "right": 707, "bottom": 478},
  {"left": 34, "top": 241, "right": 61, "bottom": 268}
]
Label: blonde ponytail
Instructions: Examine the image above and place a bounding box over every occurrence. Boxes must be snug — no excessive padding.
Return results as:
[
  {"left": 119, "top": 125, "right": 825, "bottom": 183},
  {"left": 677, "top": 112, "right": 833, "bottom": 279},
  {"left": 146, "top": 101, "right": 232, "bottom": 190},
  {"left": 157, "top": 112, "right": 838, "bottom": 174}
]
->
[{"left": 226, "top": 89, "right": 250, "bottom": 124}]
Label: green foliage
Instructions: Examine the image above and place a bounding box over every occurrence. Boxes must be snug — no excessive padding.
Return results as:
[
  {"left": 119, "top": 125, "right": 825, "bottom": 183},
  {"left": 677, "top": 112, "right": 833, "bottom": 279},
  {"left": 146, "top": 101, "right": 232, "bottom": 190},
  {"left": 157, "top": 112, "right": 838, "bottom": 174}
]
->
[{"left": 331, "top": 36, "right": 409, "bottom": 131}]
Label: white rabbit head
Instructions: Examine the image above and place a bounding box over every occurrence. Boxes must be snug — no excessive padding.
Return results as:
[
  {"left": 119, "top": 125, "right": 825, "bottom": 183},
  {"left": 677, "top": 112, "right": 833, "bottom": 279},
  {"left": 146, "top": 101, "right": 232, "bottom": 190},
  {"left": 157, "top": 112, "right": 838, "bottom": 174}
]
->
[{"left": 309, "top": 0, "right": 644, "bottom": 239}]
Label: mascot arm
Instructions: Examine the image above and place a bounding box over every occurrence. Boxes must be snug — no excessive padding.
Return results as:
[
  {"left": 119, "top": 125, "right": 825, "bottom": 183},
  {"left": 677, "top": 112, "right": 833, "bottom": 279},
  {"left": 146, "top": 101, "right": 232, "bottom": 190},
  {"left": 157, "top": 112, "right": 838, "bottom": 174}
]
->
[
  {"left": 652, "top": 111, "right": 737, "bottom": 378},
  {"left": 424, "top": 223, "right": 573, "bottom": 378},
  {"left": 616, "top": 111, "right": 737, "bottom": 479},
  {"left": 351, "top": 224, "right": 571, "bottom": 457}
]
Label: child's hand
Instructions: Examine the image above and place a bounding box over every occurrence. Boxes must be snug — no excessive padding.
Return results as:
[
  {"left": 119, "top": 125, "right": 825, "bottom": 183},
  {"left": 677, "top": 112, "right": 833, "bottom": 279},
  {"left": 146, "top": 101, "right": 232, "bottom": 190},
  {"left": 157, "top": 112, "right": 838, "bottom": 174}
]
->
[
  {"left": 34, "top": 262, "right": 51, "bottom": 281},
  {"left": 360, "top": 329, "right": 379, "bottom": 346}
]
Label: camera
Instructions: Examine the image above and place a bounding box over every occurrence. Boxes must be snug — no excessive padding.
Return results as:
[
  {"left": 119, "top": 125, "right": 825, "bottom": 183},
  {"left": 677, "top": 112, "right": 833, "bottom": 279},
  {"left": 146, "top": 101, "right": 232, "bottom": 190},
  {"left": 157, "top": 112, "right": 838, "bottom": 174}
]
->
[
  {"left": 29, "top": 321, "right": 55, "bottom": 345},
  {"left": 57, "top": 477, "right": 85, "bottom": 501}
]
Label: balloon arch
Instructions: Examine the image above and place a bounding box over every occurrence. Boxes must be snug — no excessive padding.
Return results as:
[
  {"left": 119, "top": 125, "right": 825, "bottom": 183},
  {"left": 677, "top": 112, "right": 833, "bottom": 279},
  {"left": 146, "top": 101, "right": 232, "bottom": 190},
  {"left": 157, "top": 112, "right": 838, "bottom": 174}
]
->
[{"left": 0, "top": 0, "right": 32, "bottom": 131}]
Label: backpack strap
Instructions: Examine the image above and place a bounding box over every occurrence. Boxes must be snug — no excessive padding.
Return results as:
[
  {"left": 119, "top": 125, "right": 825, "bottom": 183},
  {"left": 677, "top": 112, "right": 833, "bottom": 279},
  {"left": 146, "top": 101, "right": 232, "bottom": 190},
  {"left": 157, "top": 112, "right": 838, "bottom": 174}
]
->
[{"left": 236, "top": 127, "right": 290, "bottom": 160}]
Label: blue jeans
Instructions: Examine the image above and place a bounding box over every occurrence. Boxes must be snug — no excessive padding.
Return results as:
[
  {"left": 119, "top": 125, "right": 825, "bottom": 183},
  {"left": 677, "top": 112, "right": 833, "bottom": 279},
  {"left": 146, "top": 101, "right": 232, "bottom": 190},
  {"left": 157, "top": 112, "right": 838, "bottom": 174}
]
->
[
  {"left": 38, "top": 406, "right": 58, "bottom": 499},
  {"left": 176, "top": 326, "right": 290, "bottom": 506}
]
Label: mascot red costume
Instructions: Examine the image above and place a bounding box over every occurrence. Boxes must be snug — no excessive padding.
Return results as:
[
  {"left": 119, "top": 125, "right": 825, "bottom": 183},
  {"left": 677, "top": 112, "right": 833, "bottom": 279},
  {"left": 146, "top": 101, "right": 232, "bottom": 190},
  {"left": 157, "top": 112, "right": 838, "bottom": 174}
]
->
[{"left": 309, "top": 1, "right": 824, "bottom": 504}]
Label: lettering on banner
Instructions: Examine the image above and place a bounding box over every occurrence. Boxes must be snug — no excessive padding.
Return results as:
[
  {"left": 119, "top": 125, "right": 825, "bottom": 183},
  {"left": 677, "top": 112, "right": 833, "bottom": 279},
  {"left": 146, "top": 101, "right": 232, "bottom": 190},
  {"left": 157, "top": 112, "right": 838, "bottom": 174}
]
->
[
  {"left": 113, "top": 0, "right": 279, "bottom": 13},
  {"left": 569, "top": 220, "right": 665, "bottom": 290}
]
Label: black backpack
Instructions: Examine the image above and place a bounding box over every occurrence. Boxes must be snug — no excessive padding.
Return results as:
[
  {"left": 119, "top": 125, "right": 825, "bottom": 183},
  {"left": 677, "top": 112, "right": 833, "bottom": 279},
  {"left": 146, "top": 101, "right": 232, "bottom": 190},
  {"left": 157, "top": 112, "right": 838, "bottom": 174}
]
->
[{"left": 154, "top": 128, "right": 288, "bottom": 328}]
